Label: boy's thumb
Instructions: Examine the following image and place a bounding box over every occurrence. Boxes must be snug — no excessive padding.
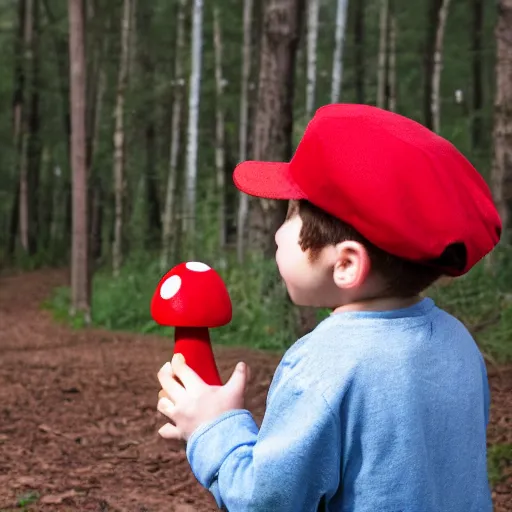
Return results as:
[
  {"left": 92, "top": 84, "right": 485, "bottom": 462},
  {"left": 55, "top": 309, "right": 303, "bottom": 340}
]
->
[{"left": 224, "top": 362, "right": 248, "bottom": 394}]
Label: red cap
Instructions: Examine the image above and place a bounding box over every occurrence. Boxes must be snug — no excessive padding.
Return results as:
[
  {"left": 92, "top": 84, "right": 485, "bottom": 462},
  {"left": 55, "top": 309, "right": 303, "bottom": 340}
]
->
[
  {"left": 151, "top": 262, "right": 232, "bottom": 327},
  {"left": 233, "top": 104, "right": 501, "bottom": 275}
]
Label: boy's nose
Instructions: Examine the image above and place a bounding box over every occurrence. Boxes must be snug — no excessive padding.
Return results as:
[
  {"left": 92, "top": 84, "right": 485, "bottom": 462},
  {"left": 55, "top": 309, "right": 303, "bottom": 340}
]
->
[{"left": 275, "top": 225, "right": 282, "bottom": 246}]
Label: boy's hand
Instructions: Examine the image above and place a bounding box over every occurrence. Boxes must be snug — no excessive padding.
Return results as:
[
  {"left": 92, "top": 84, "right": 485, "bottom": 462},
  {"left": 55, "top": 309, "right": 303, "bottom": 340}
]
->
[{"left": 156, "top": 353, "right": 249, "bottom": 442}]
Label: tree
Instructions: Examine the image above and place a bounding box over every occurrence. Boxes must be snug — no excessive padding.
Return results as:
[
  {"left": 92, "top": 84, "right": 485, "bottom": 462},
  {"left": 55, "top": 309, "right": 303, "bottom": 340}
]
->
[
  {"left": 213, "top": 4, "right": 227, "bottom": 249},
  {"left": 306, "top": 0, "right": 319, "bottom": 117},
  {"left": 376, "top": 0, "right": 389, "bottom": 108},
  {"left": 19, "top": 0, "right": 33, "bottom": 253},
  {"left": 331, "top": 0, "right": 349, "bottom": 103},
  {"left": 353, "top": 0, "right": 365, "bottom": 104},
  {"left": 112, "top": 0, "right": 133, "bottom": 277},
  {"left": 431, "top": 0, "right": 451, "bottom": 133},
  {"left": 8, "top": 0, "right": 27, "bottom": 257},
  {"left": 248, "top": 0, "right": 305, "bottom": 256},
  {"left": 182, "top": 0, "right": 204, "bottom": 250},
  {"left": 471, "top": 0, "right": 484, "bottom": 149},
  {"left": 161, "top": 0, "right": 187, "bottom": 271},
  {"left": 236, "top": 0, "right": 254, "bottom": 263},
  {"left": 388, "top": 11, "right": 397, "bottom": 112},
  {"left": 491, "top": 0, "right": 512, "bottom": 237},
  {"left": 68, "top": 0, "right": 90, "bottom": 322}
]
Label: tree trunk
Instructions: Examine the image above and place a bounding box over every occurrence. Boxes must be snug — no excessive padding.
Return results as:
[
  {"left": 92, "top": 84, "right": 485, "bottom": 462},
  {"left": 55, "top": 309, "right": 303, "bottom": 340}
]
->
[
  {"left": 161, "top": 0, "right": 187, "bottom": 271},
  {"left": 68, "top": 0, "right": 90, "bottom": 322},
  {"left": 9, "top": 0, "right": 26, "bottom": 256},
  {"left": 491, "top": 0, "right": 512, "bottom": 237},
  {"left": 331, "top": 0, "right": 349, "bottom": 104},
  {"left": 27, "top": 0, "right": 41, "bottom": 255},
  {"left": 388, "top": 12, "right": 397, "bottom": 112},
  {"left": 112, "top": 0, "right": 132, "bottom": 277},
  {"left": 424, "top": 0, "right": 443, "bottom": 129},
  {"left": 41, "top": 0, "right": 72, "bottom": 244},
  {"left": 19, "top": 0, "right": 33, "bottom": 253},
  {"left": 138, "top": 4, "right": 161, "bottom": 247},
  {"left": 376, "top": 0, "right": 389, "bottom": 108},
  {"left": 431, "top": 0, "right": 451, "bottom": 134},
  {"left": 306, "top": 0, "right": 319, "bottom": 117},
  {"left": 248, "top": 0, "right": 305, "bottom": 257},
  {"left": 182, "top": 0, "right": 204, "bottom": 251},
  {"left": 471, "top": 0, "right": 484, "bottom": 149},
  {"left": 353, "top": 0, "right": 365, "bottom": 104},
  {"left": 235, "top": 0, "right": 254, "bottom": 263},
  {"left": 213, "top": 4, "right": 227, "bottom": 249}
]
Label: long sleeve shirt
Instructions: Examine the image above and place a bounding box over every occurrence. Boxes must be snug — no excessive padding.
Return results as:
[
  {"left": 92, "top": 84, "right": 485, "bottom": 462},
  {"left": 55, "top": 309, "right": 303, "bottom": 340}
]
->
[{"left": 185, "top": 298, "right": 492, "bottom": 511}]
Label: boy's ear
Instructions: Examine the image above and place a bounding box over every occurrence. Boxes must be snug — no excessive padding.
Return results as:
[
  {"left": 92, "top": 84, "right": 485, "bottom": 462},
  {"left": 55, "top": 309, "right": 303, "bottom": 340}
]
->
[{"left": 332, "top": 241, "right": 371, "bottom": 289}]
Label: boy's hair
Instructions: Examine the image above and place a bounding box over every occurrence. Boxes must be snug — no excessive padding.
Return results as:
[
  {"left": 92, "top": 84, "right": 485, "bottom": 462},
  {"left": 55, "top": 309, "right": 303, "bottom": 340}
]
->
[{"left": 290, "top": 200, "right": 444, "bottom": 297}]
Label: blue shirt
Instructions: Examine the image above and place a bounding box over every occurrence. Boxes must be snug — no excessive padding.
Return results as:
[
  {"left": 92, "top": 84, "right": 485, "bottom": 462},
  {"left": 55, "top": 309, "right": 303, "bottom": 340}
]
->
[{"left": 186, "top": 298, "right": 492, "bottom": 511}]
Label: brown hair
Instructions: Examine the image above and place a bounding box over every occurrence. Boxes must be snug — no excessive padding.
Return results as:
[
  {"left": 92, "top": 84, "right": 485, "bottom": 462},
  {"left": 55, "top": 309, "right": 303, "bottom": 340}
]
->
[{"left": 288, "top": 200, "right": 444, "bottom": 297}]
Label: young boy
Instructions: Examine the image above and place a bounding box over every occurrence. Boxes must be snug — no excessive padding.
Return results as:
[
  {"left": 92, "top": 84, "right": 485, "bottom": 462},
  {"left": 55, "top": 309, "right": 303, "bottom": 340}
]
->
[{"left": 156, "top": 104, "right": 501, "bottom": 511}]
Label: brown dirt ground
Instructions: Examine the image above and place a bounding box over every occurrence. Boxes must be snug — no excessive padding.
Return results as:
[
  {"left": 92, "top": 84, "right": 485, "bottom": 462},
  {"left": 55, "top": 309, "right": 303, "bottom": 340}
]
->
[{"left": 0, "top": 269, "right": 510, "bottom": 512}]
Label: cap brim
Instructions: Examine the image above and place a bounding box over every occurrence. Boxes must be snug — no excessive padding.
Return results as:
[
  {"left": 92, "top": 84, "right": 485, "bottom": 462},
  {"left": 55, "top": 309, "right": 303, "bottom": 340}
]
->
[{"left": 233, "top": 161, "right": 305, "bottom": 200}]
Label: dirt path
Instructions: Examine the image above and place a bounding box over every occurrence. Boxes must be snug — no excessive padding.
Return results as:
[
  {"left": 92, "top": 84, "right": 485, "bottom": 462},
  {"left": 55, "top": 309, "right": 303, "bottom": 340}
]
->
[{"left": 0, "top": 269, "right": 510, "bottom": 511}]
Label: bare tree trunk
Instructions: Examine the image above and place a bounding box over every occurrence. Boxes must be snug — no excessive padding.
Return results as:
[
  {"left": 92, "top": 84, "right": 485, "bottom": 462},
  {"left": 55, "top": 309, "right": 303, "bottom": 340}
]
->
[
  {"left": 213, "top": 4, "right": 226, "bottom": 249},
  {"left": 471, "top": 0, "right": 484, "bottom": 149},
  {"left": 235, "top": 0, "right": 254, "bottom": 263},
  {"left": 331, "top": 0, "right": 349, "bottom": 103},
  {"left": 376, "top": 0, "right": 389, "bottom": 108},
  {"left": 424, "top": 0, "right": 443, "bottom": 129},
  {"left": 27, "top": 0, "right": 41, "bottom": 255},
  {"left": 138, "top": 3, "right": 161, "bottom": 247},
  {"left": 19, "top": 0, "right": 33, "bottom": 253},
  {"left": 248, "top": 0, "right": 305, "bottom": 257},
  {"left": 306, "top": 0, "right": 319, "bottom": 116},
  {"left": 68, "top": 0, "right": 90, "bottom": 322},
  {"left": 431, "top": 0, "right": 451, "bottom": 134},
  {"left": 353, "top": 0, "right": 365, "bottom": 104},
  {"left": 161, "top": 0, "right": 187, "bottom": 271},
  {"left": 8, "top": 0, "right": 26, "bottom": 256},
  {"left": 491, "top": 0, "right": 512, "bottom": 238},
  {"left": 388, "top": 13, "right": 397, "bottom": 112},
  {"left": 182, "top": 0, "right": 204, "bottom": 252},
  {"left": 112, "top": 0, "right": 132, "bottom": 277}
]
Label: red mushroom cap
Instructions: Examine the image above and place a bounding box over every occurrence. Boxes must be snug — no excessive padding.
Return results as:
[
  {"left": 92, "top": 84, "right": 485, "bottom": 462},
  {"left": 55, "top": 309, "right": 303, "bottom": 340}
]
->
[{"left": 150, "top": 261, "right": 232, "bottom": 327}]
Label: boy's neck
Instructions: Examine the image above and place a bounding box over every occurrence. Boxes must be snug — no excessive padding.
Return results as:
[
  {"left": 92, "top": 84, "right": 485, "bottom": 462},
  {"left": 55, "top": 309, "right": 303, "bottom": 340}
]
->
[{"left": 332, "top": 295, "right": 422, "bottom": 315}]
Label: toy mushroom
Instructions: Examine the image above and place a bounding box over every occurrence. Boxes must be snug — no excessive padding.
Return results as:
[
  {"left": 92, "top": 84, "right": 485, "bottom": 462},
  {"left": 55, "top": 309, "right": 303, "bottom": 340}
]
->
[{"left": 150, "top": 261, "right": 232, "bottom": 386}]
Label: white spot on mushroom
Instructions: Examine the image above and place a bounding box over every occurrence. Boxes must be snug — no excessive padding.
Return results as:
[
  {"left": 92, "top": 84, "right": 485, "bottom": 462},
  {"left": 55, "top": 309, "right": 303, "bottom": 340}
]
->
[
  {"left": 185, "top": 262, "right": 211, "bottom": 272},
  {"left": 160, "top": 275, "right": 182, "bottom": 300}
]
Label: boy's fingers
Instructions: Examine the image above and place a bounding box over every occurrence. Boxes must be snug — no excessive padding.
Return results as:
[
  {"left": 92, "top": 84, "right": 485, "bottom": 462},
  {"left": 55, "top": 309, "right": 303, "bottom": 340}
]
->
[
  {"left": 158, "top": 389, "right": 168, "bottom": 400},
  {"left": 157, "top": 362, "right": 186, "bottom": 403},
  {"left": 171, "top": 353, "right": 204, "bottom": 390},
  {"left": 158, "top": 422, "right": 181, "bottom": 440},
  {"left": 157, "top": 397, "right": 175, "bottom": 420}
]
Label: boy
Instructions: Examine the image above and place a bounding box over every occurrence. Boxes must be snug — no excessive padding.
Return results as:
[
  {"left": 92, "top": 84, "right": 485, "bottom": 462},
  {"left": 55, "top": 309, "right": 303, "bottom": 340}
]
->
[{"left": 156, "top": 104, "right": 501, "bottom": 511}]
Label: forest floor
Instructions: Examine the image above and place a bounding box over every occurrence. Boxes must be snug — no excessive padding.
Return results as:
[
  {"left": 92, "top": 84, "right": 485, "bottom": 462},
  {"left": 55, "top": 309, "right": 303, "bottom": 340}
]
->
[{"left": 0, "top": 269, "right": 510, "bottom": 511}]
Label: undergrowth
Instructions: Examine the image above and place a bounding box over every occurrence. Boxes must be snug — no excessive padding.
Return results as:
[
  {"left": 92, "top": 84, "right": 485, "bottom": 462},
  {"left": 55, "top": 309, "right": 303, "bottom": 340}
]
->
[{"left": 45, "top": 244, "right": 512, "bottom": 361}]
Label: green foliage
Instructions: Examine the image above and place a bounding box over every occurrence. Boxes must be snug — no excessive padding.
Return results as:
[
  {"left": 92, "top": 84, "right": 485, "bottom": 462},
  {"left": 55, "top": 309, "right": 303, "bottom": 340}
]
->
[
  {"left": 16, "top": 490, "right": 39, "bottom": 507},
  {"left": 45, "top": 244, "right": 512, "bottom": 361},
  {"left": 487, "top": 443, "right": 512, "bottom": 487},
  {"left": 46, "top": 250, "right": 297, "bottom": 352}
]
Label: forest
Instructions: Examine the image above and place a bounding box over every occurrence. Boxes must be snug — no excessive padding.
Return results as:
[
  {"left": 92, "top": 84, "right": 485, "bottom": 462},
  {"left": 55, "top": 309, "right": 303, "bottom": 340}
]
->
[{"left": 0, "top": 0, "right": 511, "bottom": 510}]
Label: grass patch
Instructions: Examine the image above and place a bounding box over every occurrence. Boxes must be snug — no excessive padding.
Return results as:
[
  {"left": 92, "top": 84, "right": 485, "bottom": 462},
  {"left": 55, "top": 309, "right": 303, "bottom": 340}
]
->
[
  {"left": 488, "top": 443, "right": 512, "bottom": 487},
  {"left": 16, "top": 490, "right": 39, "bottom": 507}
]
